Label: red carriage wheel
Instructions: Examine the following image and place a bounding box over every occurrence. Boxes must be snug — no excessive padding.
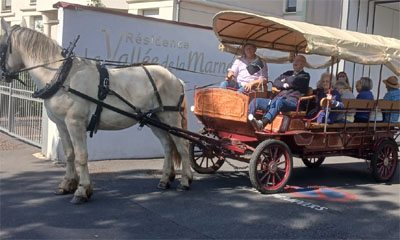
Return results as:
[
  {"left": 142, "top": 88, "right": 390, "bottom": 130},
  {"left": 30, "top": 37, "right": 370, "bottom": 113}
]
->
[
  {"left": 301, "top": 157, "right": 325, "bottom": 168},
  {"left": 249, "top": 139, "right": 293, "bottom": 194},
  {"left": 371, "top": 139, "right": 398, "bottom": 182},
  {"left": 189, "top": 141, "right": 225, "bottom": 174}
]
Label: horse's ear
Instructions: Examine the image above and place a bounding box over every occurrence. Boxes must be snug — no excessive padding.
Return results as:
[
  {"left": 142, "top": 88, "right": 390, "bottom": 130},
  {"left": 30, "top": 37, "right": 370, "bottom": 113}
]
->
[
  {"left": 20, "top": 18, "right": 27, "bottom": 28},
  {"left": 1, "top": 18, "right": 11, "bottom": 35}
]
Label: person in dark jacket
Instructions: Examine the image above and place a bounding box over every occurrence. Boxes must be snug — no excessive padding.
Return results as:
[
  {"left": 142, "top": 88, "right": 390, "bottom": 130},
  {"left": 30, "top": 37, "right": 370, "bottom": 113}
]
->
[
  {"left": 354, "top": 77, "right": 374, "bottom": 122},
  {"left": 249, "top": 55, "right": 310, "bottom": 130}
]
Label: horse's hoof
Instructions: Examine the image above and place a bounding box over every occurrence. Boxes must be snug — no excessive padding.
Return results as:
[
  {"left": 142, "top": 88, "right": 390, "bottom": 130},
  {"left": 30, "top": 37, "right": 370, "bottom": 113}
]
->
[
  {"left": 70, "top": 195, "right": 89, "bottom": 204},
  {"left": 177, "top": 184, "right": 190, "bottom": 191},
  {"left": 54, "top": 188, "right": 74, "bottom": 195},
  {"left": 157, "top": 181, "right": 170, "bottom": 190}
]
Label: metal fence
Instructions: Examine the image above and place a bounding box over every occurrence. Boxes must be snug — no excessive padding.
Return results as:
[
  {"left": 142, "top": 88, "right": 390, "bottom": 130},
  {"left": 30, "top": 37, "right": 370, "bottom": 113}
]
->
[{"left": 0, "top": 72, "right": 43, "bottom": 147}]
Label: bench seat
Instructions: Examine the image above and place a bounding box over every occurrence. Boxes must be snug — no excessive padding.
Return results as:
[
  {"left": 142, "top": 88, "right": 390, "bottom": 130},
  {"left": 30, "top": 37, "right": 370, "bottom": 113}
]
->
[{"left": 308, "top": 122, "right": 400, "bottom": 129}]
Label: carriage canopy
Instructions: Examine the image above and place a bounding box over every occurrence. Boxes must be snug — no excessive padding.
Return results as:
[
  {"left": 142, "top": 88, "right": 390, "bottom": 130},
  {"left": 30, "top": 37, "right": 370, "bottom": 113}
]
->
[{"left": 213, "top": 11, "right": 400, "bottom": 75}]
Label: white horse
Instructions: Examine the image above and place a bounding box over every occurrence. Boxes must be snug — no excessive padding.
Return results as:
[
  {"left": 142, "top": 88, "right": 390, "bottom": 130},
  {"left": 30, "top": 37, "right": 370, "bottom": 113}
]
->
[{"left": 0, "top": 19, "right": 192, "bottom": 204}]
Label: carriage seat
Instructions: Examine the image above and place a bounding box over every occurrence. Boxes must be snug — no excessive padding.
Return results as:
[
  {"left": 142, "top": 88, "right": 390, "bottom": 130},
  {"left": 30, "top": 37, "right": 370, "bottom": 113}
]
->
[
  {"left": 307, "top": 99, "right": 400, "bottom": 129},
  {"left": 254, "top": 87, "right": 315, "bottom": 118}
]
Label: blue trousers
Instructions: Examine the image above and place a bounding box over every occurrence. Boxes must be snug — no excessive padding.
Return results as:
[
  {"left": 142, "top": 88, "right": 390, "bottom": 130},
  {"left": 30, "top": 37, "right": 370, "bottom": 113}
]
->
[
  {"left": 220, "top": 81, "right": 246, "bottom": 93},
  {"left": 249, "top": 97, "right": 297, "bottom": 122}
]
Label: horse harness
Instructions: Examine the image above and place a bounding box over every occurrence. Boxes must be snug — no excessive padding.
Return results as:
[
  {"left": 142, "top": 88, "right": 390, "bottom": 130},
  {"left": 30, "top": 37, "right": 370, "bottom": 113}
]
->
[
  {"left": 0, "top": 30, "right": 185, "bottom": 136},
  {"left": 0, "top": 26, "right": 77, "bottom": 89},
  {"left": 86, "top": 63, "right": 185, "bottom": 137}
]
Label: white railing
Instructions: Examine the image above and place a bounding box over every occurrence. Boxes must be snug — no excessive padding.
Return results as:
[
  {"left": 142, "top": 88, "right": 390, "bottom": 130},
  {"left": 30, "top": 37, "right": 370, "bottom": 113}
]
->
[{"left": 0, "top": 72, "right": 43, "bottom": 147}]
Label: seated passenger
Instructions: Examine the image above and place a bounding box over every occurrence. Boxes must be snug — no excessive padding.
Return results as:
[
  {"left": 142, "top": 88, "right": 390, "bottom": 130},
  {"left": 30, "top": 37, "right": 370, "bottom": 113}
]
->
[
  {"left": 315, "top": 73, "right": 344, "bottom": 123},
  {"left": 382, "top": 76, "right": 400, "bottom": 123},
  {"left": 334, "top": 81, "right": 355, "bottom": 122},
  {"left": 336, "top": 71, "right": 351, "bottom": 87},
  {"left": 354, "top": 77, "right": 374, "bottom": 123},
  {"left": 221, "top": 43, "right": 268, "bottom": 93},
  {"left": 248, "top": 55, "right": 310, "bottom": 130}
]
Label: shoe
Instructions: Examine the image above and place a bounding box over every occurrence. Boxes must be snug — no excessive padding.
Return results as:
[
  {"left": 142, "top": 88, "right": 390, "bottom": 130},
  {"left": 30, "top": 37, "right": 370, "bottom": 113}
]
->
[{"left": 248, "top": 114, "right": 264, "bottom": 131}]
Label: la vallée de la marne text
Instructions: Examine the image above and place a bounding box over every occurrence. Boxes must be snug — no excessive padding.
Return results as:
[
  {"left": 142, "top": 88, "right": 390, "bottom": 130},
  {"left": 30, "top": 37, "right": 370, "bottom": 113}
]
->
[{"left": 86, "top": 30, "right": 229, "bottom": 75}]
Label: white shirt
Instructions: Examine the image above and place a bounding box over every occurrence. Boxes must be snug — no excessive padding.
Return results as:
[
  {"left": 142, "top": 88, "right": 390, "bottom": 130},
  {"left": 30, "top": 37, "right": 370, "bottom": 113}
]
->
[{"left": 229, "top": 57, "right": 268, "bottom": 86}]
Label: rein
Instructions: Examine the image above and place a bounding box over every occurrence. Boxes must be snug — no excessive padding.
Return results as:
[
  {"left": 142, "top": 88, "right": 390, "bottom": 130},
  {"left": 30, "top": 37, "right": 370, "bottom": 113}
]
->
[{"left": 79, "top": 57, "right": 224, "bottom": 91}]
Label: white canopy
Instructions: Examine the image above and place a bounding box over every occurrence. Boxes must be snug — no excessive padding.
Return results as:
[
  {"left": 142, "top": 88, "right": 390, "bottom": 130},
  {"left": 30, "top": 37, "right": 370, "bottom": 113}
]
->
[{"left": 213, "top": 11, "right": 400, "bottom": 75}]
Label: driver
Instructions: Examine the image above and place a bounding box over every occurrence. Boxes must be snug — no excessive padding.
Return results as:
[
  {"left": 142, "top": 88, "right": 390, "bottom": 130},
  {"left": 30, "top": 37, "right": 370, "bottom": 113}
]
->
[{"left": 220, "top": 43, "right": 268, "bottom": 93}]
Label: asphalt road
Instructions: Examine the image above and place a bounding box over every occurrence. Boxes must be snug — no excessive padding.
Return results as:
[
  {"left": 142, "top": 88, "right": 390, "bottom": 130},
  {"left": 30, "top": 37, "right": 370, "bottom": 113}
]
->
[{"left": 1, "top": 132, "right": 399, "bottom": 239}]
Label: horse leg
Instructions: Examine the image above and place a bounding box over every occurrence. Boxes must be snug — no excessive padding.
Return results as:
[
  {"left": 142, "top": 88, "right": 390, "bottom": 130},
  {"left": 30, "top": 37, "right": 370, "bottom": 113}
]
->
[
  {"left": 65, "top": 119, "right": 93, "bottom": 204},
  {"left": 55, "top": 123, "right": 79, "bottom": 195},
  {"left": 155, "top": 111, "right": 192, "bottom": 190},
  {"left": 170, "top": 135, "right": 192, "bottom": 191},
  {"left": 150, "top": 127, "right": 175, "bottom": 189}
]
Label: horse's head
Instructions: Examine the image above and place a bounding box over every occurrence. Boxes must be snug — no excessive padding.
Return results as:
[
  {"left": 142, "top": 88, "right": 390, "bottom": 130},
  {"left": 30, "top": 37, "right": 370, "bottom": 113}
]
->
[{"left": 0, "top": 18, "right": 25, "bottom": 83}]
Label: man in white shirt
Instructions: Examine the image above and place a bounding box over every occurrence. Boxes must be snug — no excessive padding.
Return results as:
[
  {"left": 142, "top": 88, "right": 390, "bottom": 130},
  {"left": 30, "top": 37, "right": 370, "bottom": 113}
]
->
[{"left": 221, "top": 43, "right": 268, "bottom": 92}]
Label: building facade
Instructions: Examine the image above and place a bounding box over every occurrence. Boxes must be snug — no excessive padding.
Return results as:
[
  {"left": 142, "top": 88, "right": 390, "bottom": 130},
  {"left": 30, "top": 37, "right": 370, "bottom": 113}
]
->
[
  {"left": 2, "top": 1, "right": 398, "bottom": 39},
  {"left": 0, "top": 0, "right": 398, "bottom": 156},
  {"left": 0, "top": 0, "right": 128, "bottom": 39}
]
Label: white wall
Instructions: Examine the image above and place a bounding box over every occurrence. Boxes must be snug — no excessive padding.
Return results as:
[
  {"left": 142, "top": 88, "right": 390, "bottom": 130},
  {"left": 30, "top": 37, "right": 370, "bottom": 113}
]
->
[
  {"left": 48, "top": 5, "right": 325, "bottom": 160},
  {"left": 51, "top": 6, "right": 234, "bottom": 160},
  {"left": 344, "top": 1, "right": 399, "bottom": 97}
]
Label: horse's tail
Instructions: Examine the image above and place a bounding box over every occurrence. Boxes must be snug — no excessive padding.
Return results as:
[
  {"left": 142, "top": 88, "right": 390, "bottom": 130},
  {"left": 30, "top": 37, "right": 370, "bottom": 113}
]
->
[
  {"left": 172, "top": 94, "right": 187, "bottom": 168},
  {"left": 180, "top": 95, "right": 188, "bottom": 130}
]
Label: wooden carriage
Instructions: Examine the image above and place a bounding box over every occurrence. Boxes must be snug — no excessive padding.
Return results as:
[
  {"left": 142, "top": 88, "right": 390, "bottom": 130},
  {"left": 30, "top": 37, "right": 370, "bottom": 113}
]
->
[{"left": 190, "top": 11, "right": 400, "bottom": 194}]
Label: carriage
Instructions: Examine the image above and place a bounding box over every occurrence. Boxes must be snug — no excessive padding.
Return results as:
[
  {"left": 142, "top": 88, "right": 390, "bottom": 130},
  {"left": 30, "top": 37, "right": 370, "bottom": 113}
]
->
[
  {"left": 189, "top": 11, "right": 400, "bottom": 194},
  {"left": 1, "top": 11, "right": 399, "bottom": 203}
]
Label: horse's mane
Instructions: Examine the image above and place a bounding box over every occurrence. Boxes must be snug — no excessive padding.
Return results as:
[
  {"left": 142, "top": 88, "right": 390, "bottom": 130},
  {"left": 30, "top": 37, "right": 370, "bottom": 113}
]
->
[{"left": 11, "top": 26, "right": 62, "bottom": 61}]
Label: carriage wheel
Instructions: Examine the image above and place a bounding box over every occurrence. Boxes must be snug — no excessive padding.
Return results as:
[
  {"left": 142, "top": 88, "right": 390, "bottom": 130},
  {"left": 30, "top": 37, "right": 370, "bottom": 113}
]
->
[
  {"left": 371, "top": 140, "right": 398, "bottom": 182},
  {"left": 301, "top": 157, "right": 325, "bottom": 168},
  {"left": 189, "top": 141, "right": 225, "bottom": 174},
  {"left": 249, "top": 139, "right": 293, "bottom": 194}
]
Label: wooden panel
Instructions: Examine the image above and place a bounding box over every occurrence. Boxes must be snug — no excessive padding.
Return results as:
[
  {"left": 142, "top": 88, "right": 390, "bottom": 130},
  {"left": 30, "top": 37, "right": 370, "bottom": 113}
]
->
[
  {"left": 376, "top": 100, "right": 400, "bottom": 110},
  {"left": 194, "top": 88, "right": 249, "bottom": 123},
  {"left": 265, "top": 115, "right": 286, "bottom": 132},
  {"left": 342, "top": 99, "right": 375, "bottom": 109},
  {"left": 308, "top": 122, "right": 400, "bottom": 129}
]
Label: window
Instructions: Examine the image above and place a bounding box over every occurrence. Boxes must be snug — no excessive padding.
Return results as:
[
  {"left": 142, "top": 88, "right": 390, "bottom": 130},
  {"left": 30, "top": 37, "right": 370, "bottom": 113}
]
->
[
  {"left": 285, "top": 0, "right": 297, "bottom": 13},
  {"left": 139, "top": 8, "right": 159, "bottom": 17},
  {"left": 30, "top": 0, "right": 36, "bottom": 5},
  {"left": 2, "top": 0, "right": 11, "bottom": 11},
  {"left": 32, "top": 16, "right": 43, "bottom": 32}
]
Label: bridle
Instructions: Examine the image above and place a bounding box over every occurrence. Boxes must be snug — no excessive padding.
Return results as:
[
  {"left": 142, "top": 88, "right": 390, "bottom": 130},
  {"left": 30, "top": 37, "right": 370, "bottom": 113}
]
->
[
  {"left": 0, "top": 25, "right": 20, "bottom": 82},
  {"left": 0, "top": 25, "right": 70, "bottom": 86}
]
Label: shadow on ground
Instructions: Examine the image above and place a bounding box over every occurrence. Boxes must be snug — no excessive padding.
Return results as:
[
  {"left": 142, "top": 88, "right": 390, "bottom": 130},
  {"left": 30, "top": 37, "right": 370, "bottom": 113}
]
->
[{"left": 1, "top": 158, "right": 399, "bottom": 239}]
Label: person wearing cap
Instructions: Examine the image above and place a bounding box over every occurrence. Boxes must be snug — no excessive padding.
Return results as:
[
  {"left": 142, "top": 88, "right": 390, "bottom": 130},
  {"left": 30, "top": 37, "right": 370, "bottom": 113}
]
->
[
  {"left": 382, "top": 76, "right": 400, "bottom": 123},
  {"left": 248, "top": 55, "right": 310, "bottom": 130},
  {"left": 221, "top": 43, "right": 268, "bottom": 92}
]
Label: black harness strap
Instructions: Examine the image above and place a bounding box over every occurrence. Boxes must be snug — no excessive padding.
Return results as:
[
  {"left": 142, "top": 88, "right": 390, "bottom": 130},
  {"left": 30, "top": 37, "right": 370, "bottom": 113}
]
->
[
  {"left": 141, "top": 65, "right": 185, "bottom": 112},
  {"left": 32, "top": 57, "right": 74, "bottom": 99},
  {"left": 85, "top": 64, "right": 186, "bottom": 137},
  {"left": 142, "top": 66, "right": 163, "bottom": 112},
  {"left": 87, "top": 63, "right": 110, "bottom": 137}
]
